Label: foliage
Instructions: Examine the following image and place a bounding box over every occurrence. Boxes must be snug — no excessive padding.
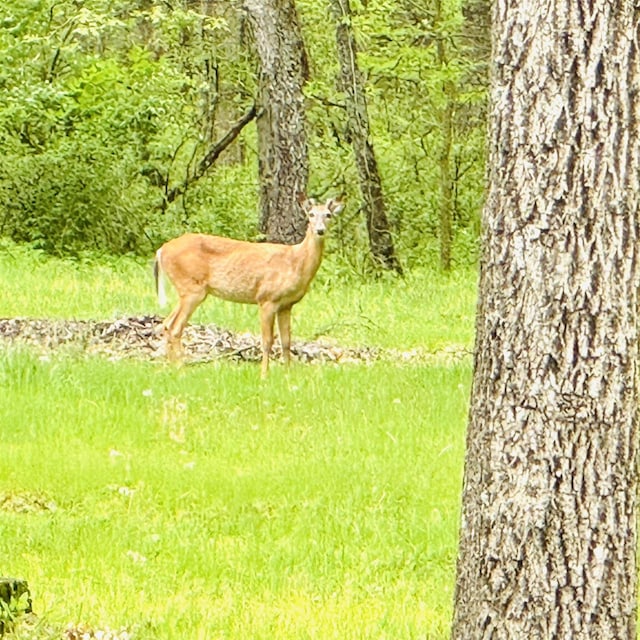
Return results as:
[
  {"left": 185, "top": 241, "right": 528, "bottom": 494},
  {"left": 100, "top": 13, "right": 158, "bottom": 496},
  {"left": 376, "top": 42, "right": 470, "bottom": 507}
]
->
[
  {"left": 299, "top": 0, "right": 487, "bottom": 271},
  {"left": 0, "top": 578, "right": 31, "bottom": 636},
  {"left": 0, "top": 0, "right": 487, "bottom": 270},
  {"left": 0, "top": 0, "right": 256, "bottom": 255}
]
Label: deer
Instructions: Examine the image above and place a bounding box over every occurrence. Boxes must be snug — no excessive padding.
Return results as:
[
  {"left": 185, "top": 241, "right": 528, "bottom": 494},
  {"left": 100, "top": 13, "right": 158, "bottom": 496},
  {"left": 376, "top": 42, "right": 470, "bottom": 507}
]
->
[{"left": 153, "top": 195, "right": 344, "bottom": 377}]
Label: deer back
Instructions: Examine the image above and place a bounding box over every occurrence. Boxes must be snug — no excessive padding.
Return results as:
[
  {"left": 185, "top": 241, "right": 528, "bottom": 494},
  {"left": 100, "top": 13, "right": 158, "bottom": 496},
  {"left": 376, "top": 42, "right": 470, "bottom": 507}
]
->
[{"left": 160, "top": 233, "right": 319, "bottom": 307}]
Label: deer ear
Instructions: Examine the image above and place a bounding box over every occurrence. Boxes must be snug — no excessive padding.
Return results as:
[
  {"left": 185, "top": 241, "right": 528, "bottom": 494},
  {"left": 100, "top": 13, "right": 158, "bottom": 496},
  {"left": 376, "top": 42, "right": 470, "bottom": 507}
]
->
[
  {"left": 298, "top": 193, "right": 316, "bottom": 212},
  {"left": 327, "top": 198, "right": 344, "bottom": 215}
]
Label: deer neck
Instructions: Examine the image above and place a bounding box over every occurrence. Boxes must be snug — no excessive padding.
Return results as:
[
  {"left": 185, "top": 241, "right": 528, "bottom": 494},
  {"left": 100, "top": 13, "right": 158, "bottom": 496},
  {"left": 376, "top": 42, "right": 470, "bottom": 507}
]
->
[{"left": 295, "top": 229, "right": 325, "bottom": 280}]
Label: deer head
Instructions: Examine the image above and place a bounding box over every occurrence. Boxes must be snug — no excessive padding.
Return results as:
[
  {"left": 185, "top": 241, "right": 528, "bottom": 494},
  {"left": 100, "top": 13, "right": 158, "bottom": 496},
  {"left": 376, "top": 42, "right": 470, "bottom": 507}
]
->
[{"left": 299, "top": 195, "right": 345, "bottom": 237}]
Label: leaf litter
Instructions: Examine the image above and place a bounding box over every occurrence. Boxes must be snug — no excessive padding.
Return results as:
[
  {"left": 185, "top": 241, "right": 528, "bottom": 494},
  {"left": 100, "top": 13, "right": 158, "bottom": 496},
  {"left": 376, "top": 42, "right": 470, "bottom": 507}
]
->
[{"left": 0, "top": 315, "right": 468, "bottom": 365}]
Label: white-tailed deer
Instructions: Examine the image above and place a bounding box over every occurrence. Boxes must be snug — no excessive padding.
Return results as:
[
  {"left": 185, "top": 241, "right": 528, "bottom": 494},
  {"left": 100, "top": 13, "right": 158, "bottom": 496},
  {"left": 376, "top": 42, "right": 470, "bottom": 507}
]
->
[{"left": 154, "top": 195, "right": 344, "bottom": 377}]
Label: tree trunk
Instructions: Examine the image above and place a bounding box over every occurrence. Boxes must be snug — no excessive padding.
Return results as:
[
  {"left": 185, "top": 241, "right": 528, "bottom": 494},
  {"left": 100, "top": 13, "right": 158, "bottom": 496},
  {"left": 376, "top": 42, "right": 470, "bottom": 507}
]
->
[
  {"left": 329, "top": 0, "right": 403, "bottom": 275},
  {"left": 435, "top": 0, "right": 454, "bottom": 271},
  {"left": 437, "top": 95, "right": 453, "bottom": 271},
  {"left": 461, "top": 0, "right": 491, "bottom": 66},
  {"left": 452, "top": 0, "right": 640, "bottom": 638},
  {"left": 243, "top": 0, "right": 309, "bottom": 244}
]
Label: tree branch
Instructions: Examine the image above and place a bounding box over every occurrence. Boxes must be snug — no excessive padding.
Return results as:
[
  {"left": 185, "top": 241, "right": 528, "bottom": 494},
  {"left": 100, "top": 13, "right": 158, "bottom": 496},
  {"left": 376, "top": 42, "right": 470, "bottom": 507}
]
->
[{"left": 165, "top": 103, "right": 257, "bottom": 205}]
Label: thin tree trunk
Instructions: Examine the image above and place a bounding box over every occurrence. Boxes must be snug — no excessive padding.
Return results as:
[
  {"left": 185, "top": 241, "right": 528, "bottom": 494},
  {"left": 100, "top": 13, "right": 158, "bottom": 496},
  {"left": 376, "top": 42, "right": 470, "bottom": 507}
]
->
[
  {"left": 243, "top": 0, "right": 309, "bottom": 244},
  {"left": 435, "top": 0, "right": 454, "bottom": 271},
  {"left": 437, "top": 96, "right": 453, "bottom": 271},
  {"left": 461, "top": 0, "right": 491, "bottom": 66},
  {"left": 452, "top": 0, "right": 640, "bottom": 637},
  {"left": 329, "top": 0, "right": 403, "bottom": 275}
]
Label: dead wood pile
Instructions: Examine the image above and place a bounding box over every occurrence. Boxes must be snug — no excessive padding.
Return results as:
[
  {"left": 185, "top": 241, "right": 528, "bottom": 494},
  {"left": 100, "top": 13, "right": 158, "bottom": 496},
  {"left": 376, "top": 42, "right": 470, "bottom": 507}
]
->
[{"left": 0, "top": 316, "right": 380, "bottom": 365}]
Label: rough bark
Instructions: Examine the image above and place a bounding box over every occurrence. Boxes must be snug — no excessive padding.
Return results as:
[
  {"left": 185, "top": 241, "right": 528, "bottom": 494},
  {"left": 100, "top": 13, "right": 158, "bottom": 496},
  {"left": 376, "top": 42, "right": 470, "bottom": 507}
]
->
[
  {"left": 452, "top": 0, "right": 640, "bottom": 638},
  {"left": 329, "top": 0, "right": 403, "bottom": 275},
  {"left": 243, "top": 0, "right": 309, "bottom": 245}
]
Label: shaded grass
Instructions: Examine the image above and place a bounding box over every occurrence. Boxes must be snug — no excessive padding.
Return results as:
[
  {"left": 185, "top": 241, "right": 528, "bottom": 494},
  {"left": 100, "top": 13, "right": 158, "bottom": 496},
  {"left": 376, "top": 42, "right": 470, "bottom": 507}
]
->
[{"left": 1, "top": 352, "right": 469, "bottom": 638}]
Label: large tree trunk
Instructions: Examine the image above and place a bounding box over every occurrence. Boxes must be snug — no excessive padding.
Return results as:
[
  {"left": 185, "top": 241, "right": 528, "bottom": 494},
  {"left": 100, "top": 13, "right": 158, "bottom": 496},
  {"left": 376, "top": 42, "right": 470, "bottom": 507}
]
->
[
  {"left": 329, "top": 0, "right": 403, "bottom": 275},
  {"left": 452, "top": 0, "right": 640, "bottom": 638},
  {"left": 243, "top": 0, "right": 309, "bottom": 244}
]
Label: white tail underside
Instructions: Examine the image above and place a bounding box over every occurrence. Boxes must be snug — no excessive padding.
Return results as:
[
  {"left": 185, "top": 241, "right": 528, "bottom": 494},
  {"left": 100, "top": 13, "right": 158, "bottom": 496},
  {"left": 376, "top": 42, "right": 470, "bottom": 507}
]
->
[{"left": 156, "top": 249, "right": 168, "bottom": 308}]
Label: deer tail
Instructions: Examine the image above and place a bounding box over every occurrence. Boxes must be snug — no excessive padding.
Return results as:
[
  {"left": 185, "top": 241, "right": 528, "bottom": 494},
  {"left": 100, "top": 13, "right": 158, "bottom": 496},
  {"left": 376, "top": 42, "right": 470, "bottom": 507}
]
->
[{"left": 154, "top": 248, "right": 167, "bottom": 308}]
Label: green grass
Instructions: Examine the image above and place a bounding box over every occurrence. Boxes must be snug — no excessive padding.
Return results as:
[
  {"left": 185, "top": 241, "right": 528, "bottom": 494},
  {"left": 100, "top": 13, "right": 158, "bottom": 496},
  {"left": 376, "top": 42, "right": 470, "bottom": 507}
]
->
[{"left": 0, "top": 241, "right": 477, "bottom": 639}]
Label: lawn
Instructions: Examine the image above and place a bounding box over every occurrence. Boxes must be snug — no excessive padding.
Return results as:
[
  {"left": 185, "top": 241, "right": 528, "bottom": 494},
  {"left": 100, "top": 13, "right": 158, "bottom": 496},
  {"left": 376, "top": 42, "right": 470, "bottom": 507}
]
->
[{"left": 0, "top": 241, "right": 477, "bottom": 639}]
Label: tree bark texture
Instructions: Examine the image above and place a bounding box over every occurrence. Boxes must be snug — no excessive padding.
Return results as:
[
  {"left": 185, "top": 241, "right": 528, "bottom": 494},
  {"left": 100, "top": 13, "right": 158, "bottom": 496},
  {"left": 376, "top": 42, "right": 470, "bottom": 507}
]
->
[
  {"left": 243, "top": 0, "right": 309, "bottom": 244},
  {"left": 329, "top": 0, "right": 403, "bottom": 275},
  {"left": 452, "top": 1, "right": 640, "bottom": 638}
]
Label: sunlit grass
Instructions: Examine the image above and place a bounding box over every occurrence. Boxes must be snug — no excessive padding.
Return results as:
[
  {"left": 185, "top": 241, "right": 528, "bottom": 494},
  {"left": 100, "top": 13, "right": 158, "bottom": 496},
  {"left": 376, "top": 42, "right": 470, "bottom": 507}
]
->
[
  {"left": 0, "top": 241, "right": 476, "bottom": 638},
  {"left": 1, "top": 353, "right": 469, "bottom": 638}
]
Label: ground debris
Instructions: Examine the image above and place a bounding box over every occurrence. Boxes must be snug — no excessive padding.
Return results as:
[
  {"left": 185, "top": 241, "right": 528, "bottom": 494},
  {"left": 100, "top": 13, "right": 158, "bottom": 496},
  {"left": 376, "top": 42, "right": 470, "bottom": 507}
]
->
[
  {"left": 0, "top": 316, "right": 471, "bottom": 365},
  {"left": 0, "top": 316, "right": 381, "bottom": 365},
  {"left": 64, "top": 624, "right": 131, "bottom": 640},
  {"left": 0, "top": 492, "right": 57, "bottom": 514}
]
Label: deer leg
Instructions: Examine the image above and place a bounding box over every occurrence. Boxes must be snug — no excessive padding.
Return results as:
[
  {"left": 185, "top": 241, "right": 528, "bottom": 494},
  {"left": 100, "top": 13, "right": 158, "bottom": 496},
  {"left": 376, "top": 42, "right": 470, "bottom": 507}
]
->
[
  {"left": 163, "top": 292, "right": 206, "bottom": 361},
  {"left": 277, "top": 307, "right": 292, "bottom": 368},
  {"left": 162, "top": 307, "right": 179, "bottom": 333},
  {"left": 161, "top": 305, "right": 181, "bottom": 359},
  {"left": 259, "top": 303, "right": 277, "bottom": 378}
]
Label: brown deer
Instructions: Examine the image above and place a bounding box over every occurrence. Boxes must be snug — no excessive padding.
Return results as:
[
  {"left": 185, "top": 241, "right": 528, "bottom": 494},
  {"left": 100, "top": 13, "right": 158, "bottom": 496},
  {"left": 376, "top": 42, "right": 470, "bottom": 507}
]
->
[{"left": 154, "top": 195, "right": 344, "bottom": 377}]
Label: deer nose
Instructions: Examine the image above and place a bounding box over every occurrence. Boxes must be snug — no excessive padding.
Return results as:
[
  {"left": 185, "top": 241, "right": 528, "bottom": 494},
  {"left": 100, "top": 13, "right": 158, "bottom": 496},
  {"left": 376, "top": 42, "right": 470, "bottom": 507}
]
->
[{"left": 317, "top": 228, "right": 325, "bottom": 236}]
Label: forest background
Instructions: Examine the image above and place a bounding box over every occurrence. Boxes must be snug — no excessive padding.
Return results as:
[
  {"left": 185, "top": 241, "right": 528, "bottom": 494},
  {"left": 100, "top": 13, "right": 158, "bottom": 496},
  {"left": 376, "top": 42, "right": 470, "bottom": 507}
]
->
[{"left": 0, "top": 0, "right": 489, "bottom": 275}]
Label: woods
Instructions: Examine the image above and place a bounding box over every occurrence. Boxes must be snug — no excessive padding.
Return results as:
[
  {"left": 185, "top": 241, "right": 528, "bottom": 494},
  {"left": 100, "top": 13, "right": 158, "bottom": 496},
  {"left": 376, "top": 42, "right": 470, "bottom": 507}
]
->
[
  {"left": 0, "top": 0, "right": 487, "bottom": 271},
  {"left": 3, "top": 0, "right": 640, "bottom": 638}
]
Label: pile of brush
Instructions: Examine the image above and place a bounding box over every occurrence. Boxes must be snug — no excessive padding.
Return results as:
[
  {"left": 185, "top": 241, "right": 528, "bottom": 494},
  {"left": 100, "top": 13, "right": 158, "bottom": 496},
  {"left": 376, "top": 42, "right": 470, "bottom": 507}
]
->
[{"left": 0, "top": 316, "right": 380, "bottom": 365}]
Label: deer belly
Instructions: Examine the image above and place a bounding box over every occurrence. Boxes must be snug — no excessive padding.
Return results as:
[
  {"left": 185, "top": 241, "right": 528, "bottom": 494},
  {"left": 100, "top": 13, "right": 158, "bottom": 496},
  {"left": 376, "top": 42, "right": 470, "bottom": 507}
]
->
[{"left": 206, "top": 273, "right": 260, "bottom": 304}]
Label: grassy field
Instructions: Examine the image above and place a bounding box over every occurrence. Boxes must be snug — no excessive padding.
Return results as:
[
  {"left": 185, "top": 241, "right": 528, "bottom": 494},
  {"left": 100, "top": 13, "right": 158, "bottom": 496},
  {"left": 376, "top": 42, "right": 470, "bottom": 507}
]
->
[{"left": 0, "top": 241, "right": 478, "bottom": 639}]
